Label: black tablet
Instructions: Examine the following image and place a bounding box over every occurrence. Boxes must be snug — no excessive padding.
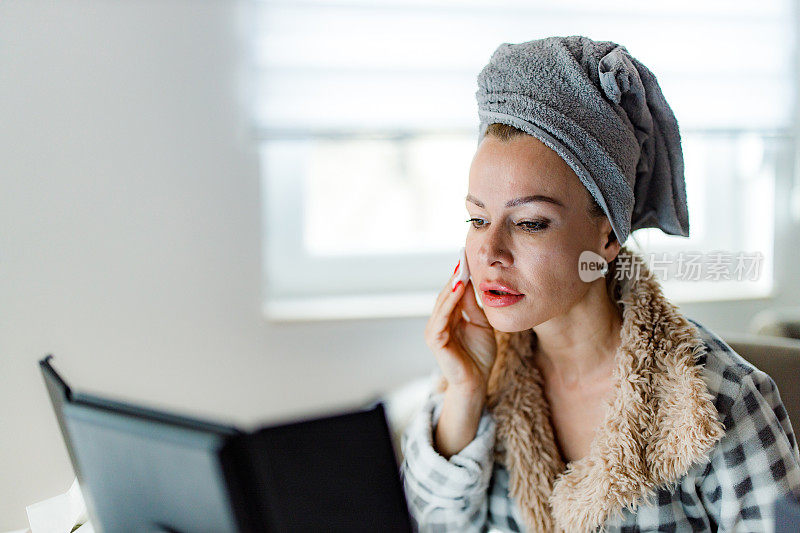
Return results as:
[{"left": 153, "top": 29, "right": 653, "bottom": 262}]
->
[{"left": 39, "top": 355, "right": 412, "bottom": 533}]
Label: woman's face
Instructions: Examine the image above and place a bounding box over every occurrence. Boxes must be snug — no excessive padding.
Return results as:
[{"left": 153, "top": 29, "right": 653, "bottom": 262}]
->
[{"left": 465, "top": 133, "right": 617, "bottom": 332}]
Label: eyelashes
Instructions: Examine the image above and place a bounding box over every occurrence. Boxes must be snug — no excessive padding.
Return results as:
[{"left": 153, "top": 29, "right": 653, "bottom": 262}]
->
[{"left": 466, "top": 218, "right": 550, "bottom": 233}]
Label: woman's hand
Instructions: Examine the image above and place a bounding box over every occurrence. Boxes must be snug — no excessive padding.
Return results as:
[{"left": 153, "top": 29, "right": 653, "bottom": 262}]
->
[{"left": 424, "top": 248, "right": 497, "bottom": 398}]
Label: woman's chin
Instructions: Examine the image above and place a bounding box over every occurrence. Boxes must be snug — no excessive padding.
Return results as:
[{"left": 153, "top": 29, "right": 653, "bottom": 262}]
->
[{"left": 484, "top": 308, "right": 536, "bottom": 333}]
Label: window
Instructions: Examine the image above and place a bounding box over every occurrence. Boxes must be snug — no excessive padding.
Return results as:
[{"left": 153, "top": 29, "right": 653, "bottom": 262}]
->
[
  {"left": 252, "top": 0, "right": 795, "bottom": 320},
  {"left": 625, "top": 131, "right": 787, "bottom": 302}
]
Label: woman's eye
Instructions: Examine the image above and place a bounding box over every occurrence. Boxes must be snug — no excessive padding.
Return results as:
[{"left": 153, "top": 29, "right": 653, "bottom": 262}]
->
[
  {"left": 466, "top": 218, "right": 485, "bottom": 229},
  {"left": 518, "top": 220, "right": 549, "bottom": 232},
  {"left": 466, "top": 218, "right": 549, "bottom": 232}
]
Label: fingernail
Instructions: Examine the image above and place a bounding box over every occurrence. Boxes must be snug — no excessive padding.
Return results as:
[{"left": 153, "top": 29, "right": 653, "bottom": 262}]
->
[
  {"left": 452, "top": 280, "right": 463, "bottom": 292},
  {"left": 453, "top": 260, "right": 461, "bottom": 275}
]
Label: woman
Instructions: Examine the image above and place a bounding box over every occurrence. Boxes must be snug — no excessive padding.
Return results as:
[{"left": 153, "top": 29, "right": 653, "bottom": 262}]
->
[{"left": 400, "top": 36, "right": 800, "bottom": 532}]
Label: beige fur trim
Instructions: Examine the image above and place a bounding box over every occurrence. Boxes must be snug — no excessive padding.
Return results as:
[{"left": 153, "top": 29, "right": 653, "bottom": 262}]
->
[{"left": 484, "top": 246, "right": 726, "bottom": 532}]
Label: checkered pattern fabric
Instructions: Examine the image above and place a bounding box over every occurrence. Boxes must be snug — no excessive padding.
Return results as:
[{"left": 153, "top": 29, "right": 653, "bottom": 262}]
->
[{"left": 399, "top": 318, "right": 800, "bottom": 532}]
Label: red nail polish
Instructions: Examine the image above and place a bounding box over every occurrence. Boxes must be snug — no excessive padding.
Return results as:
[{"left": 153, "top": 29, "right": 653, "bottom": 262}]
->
[
  {"left": 452, "top": 281, "right": 463, "bottom": 292},
  {"left": 453, "top": 260, "right": 460, "bottom": 275}
]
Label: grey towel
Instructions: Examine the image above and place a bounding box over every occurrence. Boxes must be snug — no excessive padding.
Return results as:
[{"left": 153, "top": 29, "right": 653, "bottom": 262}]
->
[{"left": 475, "top": 35, "right": 689, "bottom": 245}]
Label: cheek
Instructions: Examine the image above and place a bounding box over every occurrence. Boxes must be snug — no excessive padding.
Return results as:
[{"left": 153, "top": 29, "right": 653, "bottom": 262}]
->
[
  {"left": 464, "top": 238, "right": 484, "bottom": 274},
  {"left": 464, "top": 238, "right": 586, "bottom": 292},
  {"left": 522, "top": 249, "right": 584, "bottom": 295}
]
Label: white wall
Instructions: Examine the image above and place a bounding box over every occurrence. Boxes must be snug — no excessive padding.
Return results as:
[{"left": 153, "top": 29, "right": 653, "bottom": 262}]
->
[
  {"left": 0, "top": 1, "right": 435, "bottom": 529},
  {"left": 2, "top": 1, "right": 799, "bottom": 531}
]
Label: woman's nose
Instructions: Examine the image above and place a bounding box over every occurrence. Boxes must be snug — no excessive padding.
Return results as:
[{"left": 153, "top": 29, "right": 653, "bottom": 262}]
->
[{"left": 477, "top": 221, "right": 512, "bottom": 266}]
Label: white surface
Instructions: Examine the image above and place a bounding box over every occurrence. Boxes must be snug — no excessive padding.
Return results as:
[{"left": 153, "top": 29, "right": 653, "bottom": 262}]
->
[
  {"left": 5, "top": 478, "right": 95, "bottom": 533},
  {"left": 26, "top": 478, "right": 87, "bottom": 533},
  {"left": 264, "top": 292, "right": 439, "bottom": 322}
]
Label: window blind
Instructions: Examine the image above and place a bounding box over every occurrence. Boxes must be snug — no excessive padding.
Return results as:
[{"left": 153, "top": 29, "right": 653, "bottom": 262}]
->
[{"left": 253, "top": 0, "right": 796, "bottom": 136}]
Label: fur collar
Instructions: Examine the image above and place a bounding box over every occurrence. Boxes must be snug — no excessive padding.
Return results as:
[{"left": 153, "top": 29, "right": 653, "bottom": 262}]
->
[{"left": 481, "top": 245, "right": 726, "bottom": 532}]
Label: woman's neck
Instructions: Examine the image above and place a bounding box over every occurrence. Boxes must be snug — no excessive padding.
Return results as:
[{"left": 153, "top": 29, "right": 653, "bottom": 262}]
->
[{"left": 531, "top": 279, "right": 623, "bottom": 391}]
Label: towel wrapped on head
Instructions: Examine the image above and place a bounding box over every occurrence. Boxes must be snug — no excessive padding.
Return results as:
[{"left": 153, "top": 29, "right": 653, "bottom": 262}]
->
[{"left": 475, "top": 35, "right": 689, "bottom": 245}]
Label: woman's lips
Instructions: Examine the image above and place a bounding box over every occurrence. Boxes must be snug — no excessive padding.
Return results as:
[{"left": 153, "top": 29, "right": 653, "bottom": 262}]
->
[
  {"left": 481, "top": 291, "right": 525, "bottom": 307},
  {"left": 478, "top": 280, "right": 524, "bottom": 307}
]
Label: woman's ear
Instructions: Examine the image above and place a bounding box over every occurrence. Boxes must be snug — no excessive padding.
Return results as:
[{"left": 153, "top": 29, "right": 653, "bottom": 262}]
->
[
  {"left": 599, "top": 217, "right": 621, "bottom": 260},
  {"left": 605, "top": 239, "right": 621, "bottom": 264}
]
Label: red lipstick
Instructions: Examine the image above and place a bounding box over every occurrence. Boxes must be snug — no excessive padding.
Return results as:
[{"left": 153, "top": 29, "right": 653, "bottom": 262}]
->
[{"left": 479, "top": 280, "right": 524, "bottom": 307}]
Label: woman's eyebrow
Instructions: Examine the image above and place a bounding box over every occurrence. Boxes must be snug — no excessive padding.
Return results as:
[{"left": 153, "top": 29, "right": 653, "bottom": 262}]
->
[{"left": 465, "top": 194, "right": 565, "bottom": 209}]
